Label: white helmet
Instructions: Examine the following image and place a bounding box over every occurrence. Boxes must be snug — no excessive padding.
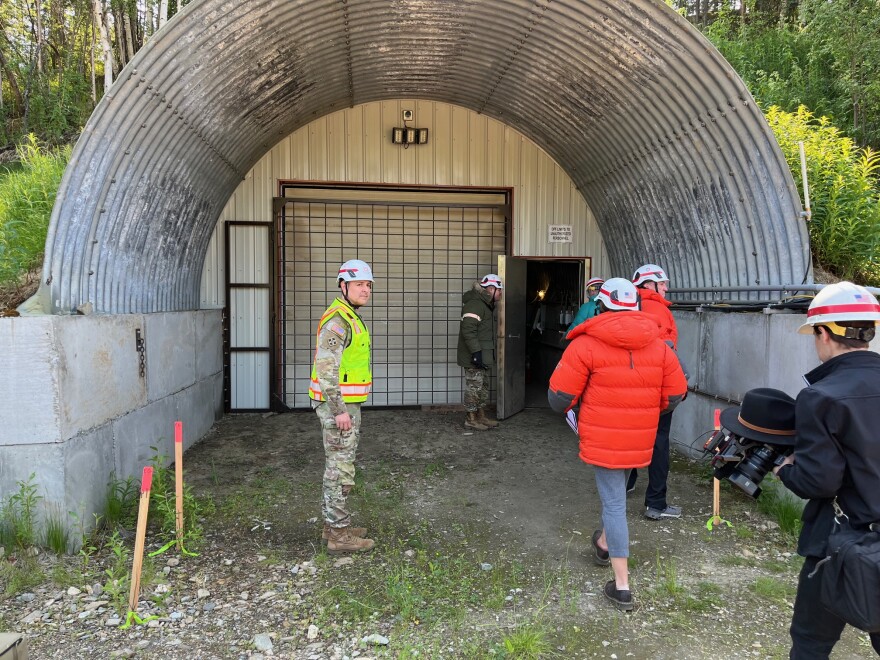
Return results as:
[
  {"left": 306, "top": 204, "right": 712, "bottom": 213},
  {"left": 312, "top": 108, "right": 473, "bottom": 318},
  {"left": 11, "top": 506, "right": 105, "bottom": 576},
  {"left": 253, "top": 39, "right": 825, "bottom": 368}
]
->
[
  {"left": 586, "top": 277, "right": 605, "bottom": 289},
  {"left": 632, "top": 264, "right": 669, "bottom": 287},
  {"left": 596, "top": 277, "right": 640, "bottom": 312},
  {"left": 479, "top": 274, "right": 503, "bottom": 290},
  {"left": 797, "top": 281, "right": 880, "bottom": 335},
  {"left": 338, "top": 259, "right": 374, "bottom": 283}
]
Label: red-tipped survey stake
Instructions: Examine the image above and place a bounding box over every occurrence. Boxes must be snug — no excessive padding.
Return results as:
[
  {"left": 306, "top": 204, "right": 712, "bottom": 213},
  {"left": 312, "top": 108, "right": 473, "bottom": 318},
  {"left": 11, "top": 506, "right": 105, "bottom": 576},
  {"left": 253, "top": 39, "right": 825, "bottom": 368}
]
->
[{"left": 128, "top": 466, "right": 153, "bottom": 611}]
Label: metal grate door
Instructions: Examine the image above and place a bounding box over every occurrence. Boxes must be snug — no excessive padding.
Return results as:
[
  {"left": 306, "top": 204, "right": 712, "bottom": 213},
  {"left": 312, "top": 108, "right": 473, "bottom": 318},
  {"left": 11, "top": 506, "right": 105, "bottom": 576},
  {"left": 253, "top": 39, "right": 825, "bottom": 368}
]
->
[{"left": 276, "top": 187, "right": 508, "bottom": 408}]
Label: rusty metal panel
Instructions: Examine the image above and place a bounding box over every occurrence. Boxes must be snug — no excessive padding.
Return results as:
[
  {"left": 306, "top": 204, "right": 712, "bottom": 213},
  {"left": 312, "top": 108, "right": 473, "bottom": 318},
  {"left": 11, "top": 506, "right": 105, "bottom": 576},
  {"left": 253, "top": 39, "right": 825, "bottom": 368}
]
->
[{"left": 43, "top": 0, "right": 806, "bottom": 315}]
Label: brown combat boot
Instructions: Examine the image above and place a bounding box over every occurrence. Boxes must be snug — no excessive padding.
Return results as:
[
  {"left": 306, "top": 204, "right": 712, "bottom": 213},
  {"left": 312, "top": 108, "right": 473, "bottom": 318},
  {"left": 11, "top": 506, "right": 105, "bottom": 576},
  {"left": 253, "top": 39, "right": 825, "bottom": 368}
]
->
[
  {"left": 464, "top": 411, "right": 489, "bottom": 431},
  {"left": 477, "top": 408, "right": 499, "bottom": 428},
  {"left": 322, "top": 522, "right": 367, "bottom": 541},
  {"left": 326, "top": 526, "right": 375, "bottom": 555}
]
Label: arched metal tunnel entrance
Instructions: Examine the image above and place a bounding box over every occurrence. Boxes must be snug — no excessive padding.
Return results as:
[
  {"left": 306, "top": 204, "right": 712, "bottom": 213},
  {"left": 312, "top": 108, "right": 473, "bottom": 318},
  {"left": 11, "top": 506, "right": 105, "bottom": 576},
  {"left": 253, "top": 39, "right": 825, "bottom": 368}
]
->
[{"left": 39, "top": 0, "right": 809, "bottom": 315}]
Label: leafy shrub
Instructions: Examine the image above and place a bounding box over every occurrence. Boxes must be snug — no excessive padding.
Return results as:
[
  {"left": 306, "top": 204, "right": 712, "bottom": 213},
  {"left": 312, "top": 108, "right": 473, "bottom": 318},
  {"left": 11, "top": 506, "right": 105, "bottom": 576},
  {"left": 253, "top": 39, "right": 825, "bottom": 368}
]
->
[
  {"left": 0, "top": 135, "right": 70, "bottom": 284},
  {"left": 765, "top": 105, "right": 880, "bottom": 284}
]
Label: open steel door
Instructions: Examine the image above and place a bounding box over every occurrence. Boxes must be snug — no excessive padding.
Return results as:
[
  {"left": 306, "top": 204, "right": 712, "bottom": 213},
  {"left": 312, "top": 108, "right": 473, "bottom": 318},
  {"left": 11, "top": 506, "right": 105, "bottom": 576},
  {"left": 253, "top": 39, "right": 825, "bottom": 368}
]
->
[{"left": 496, "top": 256, "right": 528, "bottom": 419}]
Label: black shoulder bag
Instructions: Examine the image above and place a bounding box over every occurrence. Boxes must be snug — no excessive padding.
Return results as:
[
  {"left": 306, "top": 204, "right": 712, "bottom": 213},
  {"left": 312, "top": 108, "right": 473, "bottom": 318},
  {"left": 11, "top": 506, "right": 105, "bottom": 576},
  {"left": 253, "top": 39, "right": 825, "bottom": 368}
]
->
[{"left": 810, "top": 499, "right": 880, "bottom": 632}]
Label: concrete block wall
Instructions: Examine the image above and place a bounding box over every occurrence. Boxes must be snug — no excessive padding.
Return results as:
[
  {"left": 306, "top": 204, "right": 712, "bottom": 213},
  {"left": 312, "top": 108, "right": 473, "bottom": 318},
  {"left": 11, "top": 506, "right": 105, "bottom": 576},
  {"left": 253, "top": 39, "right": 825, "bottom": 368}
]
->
[
  {"left": 671, "top": 308, "right": 879, "bottom": 458},
  {"left": 0, "top": 310, "right": 223, "bottom": 534}
]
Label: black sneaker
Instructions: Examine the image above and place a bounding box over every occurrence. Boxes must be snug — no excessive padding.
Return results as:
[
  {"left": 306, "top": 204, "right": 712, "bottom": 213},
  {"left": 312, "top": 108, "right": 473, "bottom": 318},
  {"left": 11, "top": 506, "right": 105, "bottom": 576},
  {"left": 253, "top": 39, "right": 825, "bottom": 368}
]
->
[
  {"left": 604, "top": 579, "right": 633, "bottom": 612},
  {"left": 591, "top": 530, "right": 610, "bottom": 566}
]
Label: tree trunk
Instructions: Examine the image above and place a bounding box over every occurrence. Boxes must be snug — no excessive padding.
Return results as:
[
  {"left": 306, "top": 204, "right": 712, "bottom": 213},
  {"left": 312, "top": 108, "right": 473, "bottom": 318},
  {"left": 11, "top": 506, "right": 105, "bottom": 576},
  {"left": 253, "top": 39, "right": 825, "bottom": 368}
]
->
[
  {"left": 123, "top": 11, "right": 135, "bottom": 62},
  {"left": 0, "top": 44, "right": 26, "bottom": 115},
  {"left": 34, "top": 0, "right": 45, "bottom": 74},
  {"left": 93, "top": 0, "right": 114, "bottom": 91},
  {"left": 90, "top": 7, "right": 97, "bottom": 103},
  {"left": 159, "top": 0, "right": 168, "bottom": 29}
]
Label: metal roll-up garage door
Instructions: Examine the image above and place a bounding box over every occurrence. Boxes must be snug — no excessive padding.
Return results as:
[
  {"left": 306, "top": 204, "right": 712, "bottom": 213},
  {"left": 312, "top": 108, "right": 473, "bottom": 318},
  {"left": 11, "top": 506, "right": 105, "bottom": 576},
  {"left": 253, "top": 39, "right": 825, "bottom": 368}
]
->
[{"left": 277, "top": 185, "right": 509, "bottom": 409}]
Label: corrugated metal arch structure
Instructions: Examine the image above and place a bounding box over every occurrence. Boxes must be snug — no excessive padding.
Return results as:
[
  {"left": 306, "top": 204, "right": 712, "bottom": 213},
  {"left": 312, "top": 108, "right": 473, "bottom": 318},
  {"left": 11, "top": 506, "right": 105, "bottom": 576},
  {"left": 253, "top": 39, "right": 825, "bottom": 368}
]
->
[{"left": 40, "top": 0, "right": 809, "bottom": 314}]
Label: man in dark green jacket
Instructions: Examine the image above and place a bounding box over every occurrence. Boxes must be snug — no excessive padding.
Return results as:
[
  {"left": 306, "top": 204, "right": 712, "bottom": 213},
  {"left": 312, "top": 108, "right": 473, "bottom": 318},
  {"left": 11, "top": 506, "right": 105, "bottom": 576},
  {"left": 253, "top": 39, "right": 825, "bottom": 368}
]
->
[{"left": 457, "top": 274, "right": 503, "bottom": 430}]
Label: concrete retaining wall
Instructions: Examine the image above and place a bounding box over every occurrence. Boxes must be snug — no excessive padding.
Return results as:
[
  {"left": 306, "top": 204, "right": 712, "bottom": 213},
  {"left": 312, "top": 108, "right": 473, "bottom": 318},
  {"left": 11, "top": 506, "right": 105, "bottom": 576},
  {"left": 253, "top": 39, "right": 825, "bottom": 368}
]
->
[
  {"left": 671, "top": 308, "right": 876, "bottom": 457},
  {"left": 0, "top": 311, "right": 223, "bottom": 534}
]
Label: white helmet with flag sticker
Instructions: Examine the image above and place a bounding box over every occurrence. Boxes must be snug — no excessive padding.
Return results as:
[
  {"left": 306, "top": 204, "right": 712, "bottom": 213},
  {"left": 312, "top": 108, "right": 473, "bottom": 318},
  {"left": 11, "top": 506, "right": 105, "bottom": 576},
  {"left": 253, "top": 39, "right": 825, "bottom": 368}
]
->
[
  {"left": 338, "top": 259, "right": 374, "bottom": 284},
  {"left": 480, "top": 274, "right": 503, "bottom": 289},
  {"left": 632, "top": 264, "right": 669, "bottom": 286},
  {"left": 797, "top": 281, "right": 880, "bottom": 336},
  {"left": 597, "top": 277, "right": 640, "bottom": 312}
]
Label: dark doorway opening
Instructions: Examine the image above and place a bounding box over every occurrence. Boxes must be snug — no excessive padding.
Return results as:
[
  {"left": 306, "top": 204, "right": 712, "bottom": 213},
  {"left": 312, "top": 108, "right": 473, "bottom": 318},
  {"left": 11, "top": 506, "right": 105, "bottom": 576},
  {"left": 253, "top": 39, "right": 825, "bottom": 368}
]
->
[{"left": 523, "top": 260, "right": 586, "bottom": 408}]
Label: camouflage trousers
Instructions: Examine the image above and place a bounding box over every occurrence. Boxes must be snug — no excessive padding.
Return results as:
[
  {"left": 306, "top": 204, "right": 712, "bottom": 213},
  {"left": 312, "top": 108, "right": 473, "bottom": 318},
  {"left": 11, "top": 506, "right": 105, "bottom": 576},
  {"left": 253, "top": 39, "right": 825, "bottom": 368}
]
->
[
  {"left": 314, "top": 401, "right": 361, "bottom": 527},
  {"left": 463, "top": 367, "right": 489, "bottom": 412}
]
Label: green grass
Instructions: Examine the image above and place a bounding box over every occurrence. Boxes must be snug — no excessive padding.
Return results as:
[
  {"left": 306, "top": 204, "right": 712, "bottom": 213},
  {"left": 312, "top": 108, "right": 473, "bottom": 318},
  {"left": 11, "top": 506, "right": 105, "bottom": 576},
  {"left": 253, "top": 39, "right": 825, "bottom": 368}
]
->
[
  {"left": 751, "top": 576, "right": 796, "bottom": 605},
  {"left": 0, "top": 136, "right": 70, "bottom": 284},
  {"left": 104, "top": 473, "right": 138, "bottom": 529},
  {"left": 757, "top": 480, "right": 804, "bottom": 542},
  {"left": 499, "top": 624, "right": 553, "bottom": 659},
  {"left": 0, "top": 473, "right": 41, "bottom": 550},
  {"left": 44, "top": 505, "right": 70, "bottom": 555},
  {"left": 0, "top": 556, "right": 45, "bottom": 596}
]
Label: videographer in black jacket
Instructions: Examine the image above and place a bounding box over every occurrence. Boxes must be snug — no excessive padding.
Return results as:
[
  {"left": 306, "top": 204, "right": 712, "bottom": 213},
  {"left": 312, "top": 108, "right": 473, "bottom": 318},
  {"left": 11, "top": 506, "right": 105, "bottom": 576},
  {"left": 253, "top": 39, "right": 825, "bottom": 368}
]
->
[{"left": 773, "top": 281, "right": 880, "bottom": 659}]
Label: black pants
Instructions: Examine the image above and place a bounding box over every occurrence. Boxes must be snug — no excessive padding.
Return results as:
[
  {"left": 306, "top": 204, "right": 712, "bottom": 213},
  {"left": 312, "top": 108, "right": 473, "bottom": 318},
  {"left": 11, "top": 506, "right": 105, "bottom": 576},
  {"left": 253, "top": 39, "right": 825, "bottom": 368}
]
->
[
  {"left": 643, "top": 411, "right": 673, "bottom": 510},
  {"left": 790, "top": 555, "right": 880, "bottom": 658}
]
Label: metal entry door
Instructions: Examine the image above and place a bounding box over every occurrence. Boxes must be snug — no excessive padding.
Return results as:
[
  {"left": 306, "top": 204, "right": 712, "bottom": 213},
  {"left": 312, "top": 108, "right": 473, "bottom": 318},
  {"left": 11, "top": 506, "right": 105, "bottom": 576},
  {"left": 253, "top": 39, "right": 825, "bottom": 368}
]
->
[
  {"left": 497, "top": 256, "right": 528, "bottom": 419},
  {"left": 225, "top": 222, "right": 272, "bottom": 411}
]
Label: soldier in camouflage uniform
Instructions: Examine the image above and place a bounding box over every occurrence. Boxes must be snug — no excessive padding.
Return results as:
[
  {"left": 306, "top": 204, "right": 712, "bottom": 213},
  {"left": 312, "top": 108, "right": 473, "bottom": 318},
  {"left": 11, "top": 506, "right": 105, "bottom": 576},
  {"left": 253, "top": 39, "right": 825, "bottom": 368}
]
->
[
  {"left": 309, "top": 259, "right": 375, "bottom": 554},
  {"left": 457, "top": 274, "right": 503, "bottom": 430}
]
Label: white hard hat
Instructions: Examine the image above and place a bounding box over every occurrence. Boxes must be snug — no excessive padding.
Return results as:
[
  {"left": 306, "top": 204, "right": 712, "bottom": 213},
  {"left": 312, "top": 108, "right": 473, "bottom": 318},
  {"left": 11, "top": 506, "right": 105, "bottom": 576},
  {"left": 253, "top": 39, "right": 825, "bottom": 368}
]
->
[
  {"left": 597, "top": 277, "right": 640, "bottom": 312},
  {"left": 632, "top": 264, "right": 669, "bottom": 286},
  {"left": 480, "top": 274, "right": 503, "bottom": 290},
  {"left": 797, "top": 281, "right": 880, "bottom": 335},
  {"left": 586, "top": 277, "right": 605, "bottom": 288},
  {"left": 338, "top": 259, "right": 374, "bottom": 283}
]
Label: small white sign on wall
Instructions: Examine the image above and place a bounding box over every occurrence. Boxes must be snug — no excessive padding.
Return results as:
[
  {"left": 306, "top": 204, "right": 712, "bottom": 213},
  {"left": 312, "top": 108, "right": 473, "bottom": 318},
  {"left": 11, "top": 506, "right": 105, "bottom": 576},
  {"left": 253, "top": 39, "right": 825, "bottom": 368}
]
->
[{"left": 548, "top": 225, "right": 573, "bottom": 243}]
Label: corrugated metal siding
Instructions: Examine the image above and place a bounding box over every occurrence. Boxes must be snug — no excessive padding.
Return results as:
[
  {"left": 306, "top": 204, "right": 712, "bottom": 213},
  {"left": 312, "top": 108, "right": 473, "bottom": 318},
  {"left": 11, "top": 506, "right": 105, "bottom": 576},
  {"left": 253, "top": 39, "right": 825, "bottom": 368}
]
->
[
  {"left": 200, "top": 100, "right": 606, "bottom": 307},
  {"left": 43, "top": 0, "right": 808, "bottom": 315}
]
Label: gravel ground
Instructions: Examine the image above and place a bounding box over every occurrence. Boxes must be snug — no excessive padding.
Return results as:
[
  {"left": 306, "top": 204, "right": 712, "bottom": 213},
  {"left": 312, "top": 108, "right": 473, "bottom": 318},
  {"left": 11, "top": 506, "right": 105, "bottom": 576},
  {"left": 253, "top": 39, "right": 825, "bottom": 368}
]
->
[{"left": 1, "top": 407, "right": 874, "bottom": 659}]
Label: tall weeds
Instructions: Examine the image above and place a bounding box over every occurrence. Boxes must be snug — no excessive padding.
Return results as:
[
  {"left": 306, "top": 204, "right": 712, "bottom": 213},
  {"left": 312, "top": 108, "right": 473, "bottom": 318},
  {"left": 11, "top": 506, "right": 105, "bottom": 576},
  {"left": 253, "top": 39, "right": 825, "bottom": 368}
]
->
[
  {"left": 0, "top": 135, "right": 70, "bottom": 285},
  {"left": 766, "top": 105, "right": 880, "bottom": 284}
]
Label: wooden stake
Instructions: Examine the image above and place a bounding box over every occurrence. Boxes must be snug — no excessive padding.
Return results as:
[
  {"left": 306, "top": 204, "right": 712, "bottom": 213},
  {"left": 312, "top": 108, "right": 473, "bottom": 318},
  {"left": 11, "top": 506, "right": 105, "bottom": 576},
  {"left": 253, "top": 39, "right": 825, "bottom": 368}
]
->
[
  {"left": 712, "top": 409, "right": 721, "bottom": 524},
  {"left": 174, "top": 421, "right": 184, "bottom": 549},
  {"left": 128, "top": 466, "right": 153, "bottom": 612}
]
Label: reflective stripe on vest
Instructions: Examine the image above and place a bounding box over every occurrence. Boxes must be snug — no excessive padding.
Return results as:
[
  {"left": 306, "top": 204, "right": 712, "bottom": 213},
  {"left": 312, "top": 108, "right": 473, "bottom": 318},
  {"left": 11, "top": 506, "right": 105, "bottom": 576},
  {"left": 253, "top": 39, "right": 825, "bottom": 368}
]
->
[{"left": 309, "top": 299, "right": 372, "bottom": 403}]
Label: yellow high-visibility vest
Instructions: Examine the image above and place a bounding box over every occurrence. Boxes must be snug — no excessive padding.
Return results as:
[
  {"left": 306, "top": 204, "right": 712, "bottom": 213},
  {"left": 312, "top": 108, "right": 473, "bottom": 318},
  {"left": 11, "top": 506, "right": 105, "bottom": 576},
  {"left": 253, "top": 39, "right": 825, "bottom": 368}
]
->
[{"left": 308, "top": 299, "right": 372, "bottom": 403}]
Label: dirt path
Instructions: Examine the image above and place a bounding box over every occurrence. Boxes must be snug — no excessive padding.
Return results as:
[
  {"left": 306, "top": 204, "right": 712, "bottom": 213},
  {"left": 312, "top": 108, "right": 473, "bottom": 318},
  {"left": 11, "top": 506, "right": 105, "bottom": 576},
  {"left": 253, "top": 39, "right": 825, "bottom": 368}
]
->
[{"left": 3, "top": 408, "right": 873, "bottom": 658}]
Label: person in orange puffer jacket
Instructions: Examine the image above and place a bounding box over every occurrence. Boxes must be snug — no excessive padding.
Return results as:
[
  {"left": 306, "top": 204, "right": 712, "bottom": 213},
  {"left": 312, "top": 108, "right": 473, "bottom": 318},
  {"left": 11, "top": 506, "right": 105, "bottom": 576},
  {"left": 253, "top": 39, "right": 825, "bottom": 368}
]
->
[
  {"left": 548, "top": 278, "right": 687, "bottom": 612},
  {"left": 627, "top": 263, "right": 685, "bottom": 520}
]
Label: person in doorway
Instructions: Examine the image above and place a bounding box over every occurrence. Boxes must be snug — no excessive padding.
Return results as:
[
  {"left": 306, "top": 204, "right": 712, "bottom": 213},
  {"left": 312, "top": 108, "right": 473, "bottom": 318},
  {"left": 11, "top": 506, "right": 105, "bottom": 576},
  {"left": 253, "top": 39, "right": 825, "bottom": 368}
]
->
[
  {"left": 457, "top": 274, "right": 503, "bottom": 431},
  {"left": 772, "top": 281, "right": 880, "bottom": 658},
  {"left": 548, "top": 278, "right": 687, "bottom": 611},
  {"left": 627, "top": 263, "right": 683, "bottom": 520},
  {"left": 309, "top": 259, "right": 375, "bottom": 555},
  {"left": 570, "top": 277, "right": 605, "bottom": 329}
]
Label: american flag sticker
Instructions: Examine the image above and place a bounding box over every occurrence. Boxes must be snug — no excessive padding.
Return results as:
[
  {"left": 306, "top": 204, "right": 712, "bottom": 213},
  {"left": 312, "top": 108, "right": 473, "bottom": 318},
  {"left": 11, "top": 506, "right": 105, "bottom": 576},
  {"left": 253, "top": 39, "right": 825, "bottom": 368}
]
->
[{"left": 329, "top": 323, "right": 346, "bottom": 337}]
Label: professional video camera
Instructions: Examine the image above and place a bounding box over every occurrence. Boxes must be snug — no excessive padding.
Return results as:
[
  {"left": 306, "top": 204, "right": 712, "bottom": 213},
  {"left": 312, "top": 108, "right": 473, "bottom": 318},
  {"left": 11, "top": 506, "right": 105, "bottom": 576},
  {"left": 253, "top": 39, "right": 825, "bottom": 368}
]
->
[{"left": 703, "top": 388, "right": 797, "bottom": 499}]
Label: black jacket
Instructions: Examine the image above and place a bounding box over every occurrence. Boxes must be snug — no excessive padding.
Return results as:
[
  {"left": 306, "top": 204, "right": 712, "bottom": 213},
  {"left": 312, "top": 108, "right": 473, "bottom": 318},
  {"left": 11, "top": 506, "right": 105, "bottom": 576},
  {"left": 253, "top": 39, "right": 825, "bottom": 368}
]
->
[{"left": 778, "top": 350, "right": 880, "bottom": 557}]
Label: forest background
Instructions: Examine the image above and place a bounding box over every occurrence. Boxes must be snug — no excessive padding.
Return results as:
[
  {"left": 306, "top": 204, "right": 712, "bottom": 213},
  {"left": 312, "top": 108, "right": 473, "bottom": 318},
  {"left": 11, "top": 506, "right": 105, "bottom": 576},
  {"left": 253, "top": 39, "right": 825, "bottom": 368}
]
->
[{"left": 1, "top": 0, "right": 880, "bottom": 307}]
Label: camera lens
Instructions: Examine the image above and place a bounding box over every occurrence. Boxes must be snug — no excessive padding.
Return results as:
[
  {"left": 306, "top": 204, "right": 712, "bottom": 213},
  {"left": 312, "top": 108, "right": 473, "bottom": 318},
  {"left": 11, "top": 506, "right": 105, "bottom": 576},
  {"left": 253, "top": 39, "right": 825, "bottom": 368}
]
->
[{"left": 729, "top": 446, "right": 780, "bottom": 499}]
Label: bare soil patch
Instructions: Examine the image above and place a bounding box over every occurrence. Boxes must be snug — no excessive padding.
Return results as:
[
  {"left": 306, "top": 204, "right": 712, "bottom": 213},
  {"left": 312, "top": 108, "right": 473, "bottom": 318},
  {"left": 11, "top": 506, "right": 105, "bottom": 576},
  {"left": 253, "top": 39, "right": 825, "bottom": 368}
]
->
[{"left": 2, "top": 407, "right": 873, "bottom": 659}]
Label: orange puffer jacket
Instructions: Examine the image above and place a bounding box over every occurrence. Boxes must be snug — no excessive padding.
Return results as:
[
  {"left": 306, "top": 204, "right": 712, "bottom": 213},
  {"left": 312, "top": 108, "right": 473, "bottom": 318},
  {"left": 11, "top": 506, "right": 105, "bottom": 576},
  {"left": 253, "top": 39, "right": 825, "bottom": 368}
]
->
[
  {"left": 640, "top": 288, "right": 677, "bottom": 349},
  {"left": 549, "top": 311, "right": 687, "bottom": 469}
]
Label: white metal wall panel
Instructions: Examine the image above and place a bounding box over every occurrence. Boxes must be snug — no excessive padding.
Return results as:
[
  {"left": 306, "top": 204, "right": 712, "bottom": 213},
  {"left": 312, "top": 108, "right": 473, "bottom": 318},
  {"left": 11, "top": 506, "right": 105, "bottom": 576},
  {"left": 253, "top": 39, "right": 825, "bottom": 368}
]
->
[
  {"left": 200, "top": 100, "right": 607, "bottom": 308},
  {"left": 227, "top": 224, "right": 271, "bottom": 410},
  {"left": 230, "top": 353, "right": 269, "bottom": 410}
]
